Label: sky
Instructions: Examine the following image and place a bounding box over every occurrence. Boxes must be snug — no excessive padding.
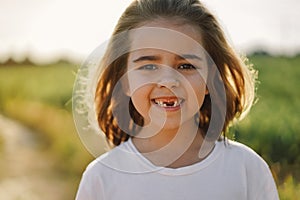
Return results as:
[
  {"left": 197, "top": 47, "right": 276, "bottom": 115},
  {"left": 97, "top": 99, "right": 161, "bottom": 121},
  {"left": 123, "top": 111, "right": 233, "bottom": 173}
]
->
[{"left": 0, "top": 0, "right": 300, "bottom": 64}]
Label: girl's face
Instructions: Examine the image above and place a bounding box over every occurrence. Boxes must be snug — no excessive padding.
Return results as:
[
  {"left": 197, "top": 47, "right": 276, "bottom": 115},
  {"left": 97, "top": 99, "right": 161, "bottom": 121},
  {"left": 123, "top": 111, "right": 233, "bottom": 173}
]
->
[{"left": 125, "top": 19, "right": 208, "bottom": 131}]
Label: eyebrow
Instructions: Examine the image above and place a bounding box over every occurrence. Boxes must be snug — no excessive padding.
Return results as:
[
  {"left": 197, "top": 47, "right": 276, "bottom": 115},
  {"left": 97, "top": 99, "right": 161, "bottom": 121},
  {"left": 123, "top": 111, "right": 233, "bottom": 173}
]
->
[
  {"left": 177, "top": 54, "right": 203, "bottom": 61},
  {"left": 132, "top": 54, "right": 202, "bottom": 63},
  {"left": 133, "top": 55, "right": 160, "bottom": 63}
]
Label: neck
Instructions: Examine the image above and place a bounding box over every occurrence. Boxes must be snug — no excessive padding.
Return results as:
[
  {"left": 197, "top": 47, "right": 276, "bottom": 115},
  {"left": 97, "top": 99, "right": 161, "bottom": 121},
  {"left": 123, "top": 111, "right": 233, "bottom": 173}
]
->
[{"left": 132, "top": 119, "right": 205, "bottom": 168}]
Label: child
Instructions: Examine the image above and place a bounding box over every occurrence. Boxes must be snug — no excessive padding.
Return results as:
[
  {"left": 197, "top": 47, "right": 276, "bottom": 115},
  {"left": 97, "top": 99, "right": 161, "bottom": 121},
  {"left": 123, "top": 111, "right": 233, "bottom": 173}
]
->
[{"left": 75, "top": 0, "right": 279, "bottom": 199}]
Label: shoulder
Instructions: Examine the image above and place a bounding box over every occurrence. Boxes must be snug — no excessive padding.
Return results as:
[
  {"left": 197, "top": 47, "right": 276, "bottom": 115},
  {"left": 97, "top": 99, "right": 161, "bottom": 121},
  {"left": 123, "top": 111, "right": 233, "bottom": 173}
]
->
[
  {"left": 82, "top": 139, "right": 153, "bottom": 177},
  {"left": 223, "top": 139, "right": 258, "bottom": 154},
  {"left": 218, "top": 139, "right": 273, "bottom": 179},
  {"left": 76, "top": 142, "right": 131, "bottom": 199},
  {"left": 75, "top": 150, "right": 116, "bottom": 200},
  {"left": 84, "top": 141, "right": 130, "bottom": 175},
  {"left": 220, "top": 140, "right": 279, "bottom": 199},
  {"left": 222, "top": 139, "right": 268, "bottom": 167}
]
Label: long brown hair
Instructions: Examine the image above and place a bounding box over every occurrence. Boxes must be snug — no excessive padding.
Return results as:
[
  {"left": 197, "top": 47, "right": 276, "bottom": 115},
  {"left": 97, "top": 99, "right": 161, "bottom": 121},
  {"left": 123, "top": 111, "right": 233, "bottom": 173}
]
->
[{"left": 95, "top": 0, "right": 257, "bottom": 147}]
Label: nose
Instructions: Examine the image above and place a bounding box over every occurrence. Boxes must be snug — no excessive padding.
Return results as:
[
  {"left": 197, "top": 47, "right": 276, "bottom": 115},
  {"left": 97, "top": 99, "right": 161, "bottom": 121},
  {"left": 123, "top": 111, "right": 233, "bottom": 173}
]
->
[
  {"left": 157, "top": 78, "right": 180, "bottom": 88},
  {"left": 157, "top": 67, "right": 180, "bottom": 88}
]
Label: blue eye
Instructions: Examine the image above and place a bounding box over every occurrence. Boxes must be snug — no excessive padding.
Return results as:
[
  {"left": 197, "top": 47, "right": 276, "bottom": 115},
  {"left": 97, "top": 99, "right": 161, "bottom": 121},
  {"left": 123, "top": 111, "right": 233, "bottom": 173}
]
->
[
  {"left": 178, "top": 64, "right": 197, "bottom": 70},
  {"left": 138, "top": 64, "right": 158, "bottom": 70}
]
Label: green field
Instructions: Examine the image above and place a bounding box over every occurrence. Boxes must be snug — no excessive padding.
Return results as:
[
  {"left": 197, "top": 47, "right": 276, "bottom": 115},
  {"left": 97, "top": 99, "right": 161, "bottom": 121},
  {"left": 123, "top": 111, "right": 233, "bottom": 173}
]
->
[{"left": 0, "top": 55, "right": 299, "bottom": 199}]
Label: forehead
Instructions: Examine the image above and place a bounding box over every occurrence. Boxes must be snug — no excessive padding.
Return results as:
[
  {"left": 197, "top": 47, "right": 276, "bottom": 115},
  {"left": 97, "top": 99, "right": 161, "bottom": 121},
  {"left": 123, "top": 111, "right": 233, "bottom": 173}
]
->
[{"left": 128, "top": 19, "right": 205, "bottom": 56}]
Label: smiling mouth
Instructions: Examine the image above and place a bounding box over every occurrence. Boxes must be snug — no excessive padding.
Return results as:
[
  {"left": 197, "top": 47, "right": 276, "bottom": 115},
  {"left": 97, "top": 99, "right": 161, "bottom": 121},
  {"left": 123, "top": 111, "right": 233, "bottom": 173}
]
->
[{"left": 151, "top": 97, "right": 184, "bottom": 108}]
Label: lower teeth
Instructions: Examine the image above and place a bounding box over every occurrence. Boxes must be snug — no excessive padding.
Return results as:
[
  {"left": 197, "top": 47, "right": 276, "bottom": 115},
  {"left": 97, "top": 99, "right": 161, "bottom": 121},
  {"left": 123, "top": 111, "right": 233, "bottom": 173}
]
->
[
  {"left": 159, "top": 102, "right": 176, "bottom": 107},
  {"left": 154, "top": 100, "right": 181, "bottom": 107}
]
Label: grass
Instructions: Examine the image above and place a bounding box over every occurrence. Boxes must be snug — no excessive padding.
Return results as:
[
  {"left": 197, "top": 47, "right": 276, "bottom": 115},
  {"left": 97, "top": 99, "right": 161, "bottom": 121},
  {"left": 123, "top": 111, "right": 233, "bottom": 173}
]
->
[
  {"left": 0, "top": 62, "right": 76, "bottom": 110},
  {"left": 233, "top": 55, "right": 300, "bottom": 199},
  {"left": 234, "top": 56, "right": 300, "bottom": 181},
  {"left": 0, "top": 62, "right": 95, "bottom": 171},
  {"left": 0, "top": 62, "right": 93, "bottom": 199},
  {"left": 278, "top": 175, "right": 300, "bottom": 200},
  {"left": 0, "top": 56, "right": 300, "bottom": 199}
]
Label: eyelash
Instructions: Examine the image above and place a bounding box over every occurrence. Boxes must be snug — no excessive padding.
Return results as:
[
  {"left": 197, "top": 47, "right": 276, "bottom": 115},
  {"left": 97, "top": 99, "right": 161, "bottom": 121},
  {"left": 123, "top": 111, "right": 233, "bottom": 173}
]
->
[
  {"left": 137, "top": 63, "right": 198, "bottom": 71},
  {"left": 178, "top": 64, "right": 197, "bottom": 70},
  {"left": 138, "top": 64, "right": 158, "bottom": 70}
]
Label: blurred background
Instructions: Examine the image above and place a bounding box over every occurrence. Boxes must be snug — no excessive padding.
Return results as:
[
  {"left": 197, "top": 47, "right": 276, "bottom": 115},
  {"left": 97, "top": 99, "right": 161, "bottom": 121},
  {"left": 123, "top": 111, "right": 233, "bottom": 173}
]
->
[{"left": 0, "top": 0, "right": 299, "bottom": 199}]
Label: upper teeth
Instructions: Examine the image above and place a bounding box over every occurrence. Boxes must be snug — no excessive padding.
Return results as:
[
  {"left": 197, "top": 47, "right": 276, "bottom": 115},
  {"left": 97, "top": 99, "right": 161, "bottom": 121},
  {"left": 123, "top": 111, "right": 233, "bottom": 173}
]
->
[{"left": 154, "top": 99, "right": 182, "bottom": 107}]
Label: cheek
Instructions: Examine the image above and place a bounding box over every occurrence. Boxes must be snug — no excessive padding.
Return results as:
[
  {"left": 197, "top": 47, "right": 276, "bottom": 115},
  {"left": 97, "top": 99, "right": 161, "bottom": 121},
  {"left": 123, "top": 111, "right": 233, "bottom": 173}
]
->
[
  {"left": 130, "top": 86, "right": 152, "bottom": 116},
  {"left": 127, "top": 70, "right": 155, "bottom": 96},
  {"left": 196, "top": 86, "right": 206, "bottom": 106},
  {"left": 188, "top": 75, "right": 207, "bottom": 109},
  {"left": 196, "top": 78, "right": 207, "bottom": 100}
]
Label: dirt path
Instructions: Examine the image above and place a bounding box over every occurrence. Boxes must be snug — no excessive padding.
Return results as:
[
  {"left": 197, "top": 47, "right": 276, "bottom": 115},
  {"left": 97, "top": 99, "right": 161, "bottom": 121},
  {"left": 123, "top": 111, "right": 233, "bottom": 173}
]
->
[{"left": 0, "top": 114, "right": 71, "bottom": 200}]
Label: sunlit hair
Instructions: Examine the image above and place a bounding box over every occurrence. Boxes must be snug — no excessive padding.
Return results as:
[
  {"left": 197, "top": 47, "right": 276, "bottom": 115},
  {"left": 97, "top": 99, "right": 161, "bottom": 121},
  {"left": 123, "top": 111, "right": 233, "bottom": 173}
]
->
[{"left": 95, "top": 0, "right": 257, "bottom": 147}]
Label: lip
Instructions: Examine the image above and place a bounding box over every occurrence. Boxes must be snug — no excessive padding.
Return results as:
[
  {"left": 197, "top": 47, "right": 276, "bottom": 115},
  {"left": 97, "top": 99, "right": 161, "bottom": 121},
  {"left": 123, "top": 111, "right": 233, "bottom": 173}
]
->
[{"left": 151, "top": 96, "right": 185, "bottom": 111}]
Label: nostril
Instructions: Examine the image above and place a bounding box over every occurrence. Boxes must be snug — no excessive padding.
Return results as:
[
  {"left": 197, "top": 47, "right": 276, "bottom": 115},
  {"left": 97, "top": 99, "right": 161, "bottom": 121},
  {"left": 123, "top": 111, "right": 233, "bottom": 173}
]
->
[{"left": 157, "top": 79, "right": 180, "bottom": 88}]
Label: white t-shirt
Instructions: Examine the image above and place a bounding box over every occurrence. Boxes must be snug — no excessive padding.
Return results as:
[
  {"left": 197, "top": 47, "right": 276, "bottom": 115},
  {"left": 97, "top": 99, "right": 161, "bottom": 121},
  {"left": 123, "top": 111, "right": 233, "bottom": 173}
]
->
[{"left": 75, "top": 139, "right": 279, "bottom": 200}]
